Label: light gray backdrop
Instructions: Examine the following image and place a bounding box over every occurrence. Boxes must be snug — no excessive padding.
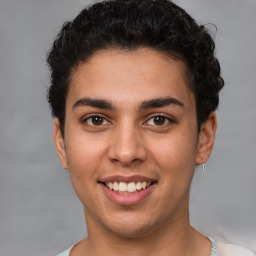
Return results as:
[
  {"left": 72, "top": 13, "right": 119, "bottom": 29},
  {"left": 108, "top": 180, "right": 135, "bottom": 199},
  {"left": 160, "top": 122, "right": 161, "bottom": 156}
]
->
[{"left": 0, "top": 0, "right": 255, "bottom": 255}]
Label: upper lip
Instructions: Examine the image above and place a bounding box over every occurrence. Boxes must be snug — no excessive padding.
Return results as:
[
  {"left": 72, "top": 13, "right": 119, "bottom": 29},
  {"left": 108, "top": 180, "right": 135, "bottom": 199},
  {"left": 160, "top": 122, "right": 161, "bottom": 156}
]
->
[{"left": 99, "top": 175, "right": 157, "bottom": 183}]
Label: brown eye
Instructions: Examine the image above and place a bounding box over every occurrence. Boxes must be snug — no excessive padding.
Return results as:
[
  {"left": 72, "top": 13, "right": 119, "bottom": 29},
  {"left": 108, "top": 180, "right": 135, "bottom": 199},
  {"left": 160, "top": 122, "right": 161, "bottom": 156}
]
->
[
  {"left": 84, "top": 115, "right": 108, "bottom": 126},
  {"left": 153, "top": 116, "right": 166, "bottom": 125},
  {"left": 92, "top": 116, "right": 103, "bottom": 125},
  {"left": 145, "top": 115, "right": 173, "bottom": 126}
]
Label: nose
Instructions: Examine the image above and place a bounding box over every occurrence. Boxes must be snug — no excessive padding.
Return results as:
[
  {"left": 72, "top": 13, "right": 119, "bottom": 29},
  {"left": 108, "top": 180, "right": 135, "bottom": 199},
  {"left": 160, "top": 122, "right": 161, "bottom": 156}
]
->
[{"left": 107, "top": 122, "right": 147, "bottom": 166}]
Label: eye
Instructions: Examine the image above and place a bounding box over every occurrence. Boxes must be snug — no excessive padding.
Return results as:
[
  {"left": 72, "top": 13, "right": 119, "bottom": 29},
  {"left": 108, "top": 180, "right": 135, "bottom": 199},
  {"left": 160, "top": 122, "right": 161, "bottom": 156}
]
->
[
  {"left": 83, "top": 115, "right": 109, "bottom": 126},
  {"left": 146, "top": 115, "right": 173, "bottom": 126}
]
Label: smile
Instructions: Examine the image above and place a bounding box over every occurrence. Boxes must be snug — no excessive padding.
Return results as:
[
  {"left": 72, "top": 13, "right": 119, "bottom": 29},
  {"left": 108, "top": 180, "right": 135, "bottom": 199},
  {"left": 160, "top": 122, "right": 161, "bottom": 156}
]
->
[
  {"left": 99, "top": 175, "right": 157, "bottom": 204},
  {"left": 105, "top": 181, "right": 152, "bottom": 193}
]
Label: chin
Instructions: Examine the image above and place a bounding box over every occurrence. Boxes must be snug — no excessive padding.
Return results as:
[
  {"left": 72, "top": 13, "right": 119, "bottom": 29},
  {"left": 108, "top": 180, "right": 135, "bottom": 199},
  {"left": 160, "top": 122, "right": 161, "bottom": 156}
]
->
[
  {"left": 102, "top": 213, "right": 161, "bottom": 238},
  {"left": 108, "top": 224, "right": 154, "bottom": 238}
]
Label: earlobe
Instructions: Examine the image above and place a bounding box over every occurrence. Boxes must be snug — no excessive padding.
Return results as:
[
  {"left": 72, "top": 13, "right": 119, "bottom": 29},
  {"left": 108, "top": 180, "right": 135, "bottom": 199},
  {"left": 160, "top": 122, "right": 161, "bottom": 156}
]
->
[
  {"left": 196, "top": 112, "right": 217, "bottom": 165},
  {"left": 54, "top": 118, "right": 69, "bottom": 169}
]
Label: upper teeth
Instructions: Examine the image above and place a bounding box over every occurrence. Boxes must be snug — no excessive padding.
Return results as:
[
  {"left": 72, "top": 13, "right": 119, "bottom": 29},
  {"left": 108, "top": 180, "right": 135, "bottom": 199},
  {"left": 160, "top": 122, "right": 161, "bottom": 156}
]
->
[{"left": 106, "top": 181, "right": 151, "bottom": 193}]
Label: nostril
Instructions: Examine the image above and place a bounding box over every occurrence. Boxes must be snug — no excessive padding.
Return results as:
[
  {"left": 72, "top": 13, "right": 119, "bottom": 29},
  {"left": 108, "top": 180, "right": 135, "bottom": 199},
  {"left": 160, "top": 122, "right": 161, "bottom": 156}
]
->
[
  {"left": 110, "top": 155, "right": 143, "bottom": 165},
  {"left": 107, "top": 134, "right": 147, "bottom": 164}
]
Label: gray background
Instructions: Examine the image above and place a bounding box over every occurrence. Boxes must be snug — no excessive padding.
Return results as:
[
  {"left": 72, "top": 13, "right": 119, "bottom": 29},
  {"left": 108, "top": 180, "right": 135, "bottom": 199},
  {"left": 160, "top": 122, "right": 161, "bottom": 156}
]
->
[{"left": 0, "top": 0, "right": 255, "bottom": 255}]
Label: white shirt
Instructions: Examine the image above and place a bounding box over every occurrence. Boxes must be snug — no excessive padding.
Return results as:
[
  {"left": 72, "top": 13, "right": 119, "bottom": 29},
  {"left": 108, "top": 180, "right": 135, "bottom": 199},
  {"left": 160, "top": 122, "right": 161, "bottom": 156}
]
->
[
  {"left": 56, "top": 243, "right": 256, "bottom": 256},
  {"left": 218, "top": 243, "right": 255, "bottom": 256}
]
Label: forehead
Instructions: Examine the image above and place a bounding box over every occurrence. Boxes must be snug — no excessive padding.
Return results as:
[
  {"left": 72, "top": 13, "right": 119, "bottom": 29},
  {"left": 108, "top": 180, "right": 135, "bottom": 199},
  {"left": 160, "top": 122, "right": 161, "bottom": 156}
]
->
[{"left": 68, "top": 48, "right": 195, "bottom": 110}]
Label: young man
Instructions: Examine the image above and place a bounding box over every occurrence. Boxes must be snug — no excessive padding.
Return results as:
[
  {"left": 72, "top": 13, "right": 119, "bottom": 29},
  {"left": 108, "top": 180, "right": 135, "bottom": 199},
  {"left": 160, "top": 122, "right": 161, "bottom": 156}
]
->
[{"left": 47, "top": 0, "right": 254, "bottom": 255}]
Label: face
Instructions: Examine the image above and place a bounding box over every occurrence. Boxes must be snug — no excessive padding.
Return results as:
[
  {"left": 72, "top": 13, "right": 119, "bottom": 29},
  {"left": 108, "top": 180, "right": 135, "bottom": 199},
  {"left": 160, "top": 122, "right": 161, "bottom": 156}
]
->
[{"left": 54, "top": 48, "right": 216, "bottom": 238}]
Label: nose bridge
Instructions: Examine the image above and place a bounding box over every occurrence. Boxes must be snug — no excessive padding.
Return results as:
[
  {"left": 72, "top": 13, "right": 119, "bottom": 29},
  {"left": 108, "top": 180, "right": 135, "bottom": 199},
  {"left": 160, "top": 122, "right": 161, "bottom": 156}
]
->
[{"left": 108, "top": 118, "right": 146, "bottom": 165}]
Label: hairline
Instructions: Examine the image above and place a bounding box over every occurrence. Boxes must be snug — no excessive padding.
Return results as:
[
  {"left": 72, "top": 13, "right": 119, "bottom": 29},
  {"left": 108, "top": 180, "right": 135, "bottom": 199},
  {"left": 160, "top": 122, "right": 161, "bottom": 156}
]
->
[{"left": 59, "top": 46, "right": 198, "bottom": 137}]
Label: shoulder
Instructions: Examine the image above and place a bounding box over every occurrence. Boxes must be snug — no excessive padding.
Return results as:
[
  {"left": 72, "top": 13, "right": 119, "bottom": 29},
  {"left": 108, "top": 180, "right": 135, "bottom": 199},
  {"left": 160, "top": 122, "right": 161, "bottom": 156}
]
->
[
  {"left": 218, "top": 243, "right": 255, "bottom": 256},
  {"left": 56, "top": 245, "right": 74, "bottom": 256}
]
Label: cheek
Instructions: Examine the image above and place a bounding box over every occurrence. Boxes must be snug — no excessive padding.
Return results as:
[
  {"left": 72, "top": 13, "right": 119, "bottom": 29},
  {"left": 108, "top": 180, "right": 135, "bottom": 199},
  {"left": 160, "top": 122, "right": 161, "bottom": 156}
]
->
[
  {"left": 64, "top": 134, "right": 107, "bottom": 195},
  {"left": 65, "top": 144, "right": 101, "bottom": 211},
  {"left": 149, "top": 133, "right": 197, "bottom": 205},
  {"left": 148, "top": 131, "right": 197, "bottom": 171},
  {"left": 65, "top": 132, "right": 107, "bottom": 170},
  {"left": 148, "top": 130, "right": 197, "bottom": 196}
]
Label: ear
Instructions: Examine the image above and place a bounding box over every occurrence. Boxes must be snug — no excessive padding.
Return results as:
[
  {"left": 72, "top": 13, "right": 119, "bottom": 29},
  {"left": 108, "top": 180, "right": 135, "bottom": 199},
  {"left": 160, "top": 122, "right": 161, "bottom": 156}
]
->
[
  {"left": 196, "top": 112, "right": 217, "bottom": 165},
  {"left": 54, "top": 118, "right": 69, "bottom": 169}
]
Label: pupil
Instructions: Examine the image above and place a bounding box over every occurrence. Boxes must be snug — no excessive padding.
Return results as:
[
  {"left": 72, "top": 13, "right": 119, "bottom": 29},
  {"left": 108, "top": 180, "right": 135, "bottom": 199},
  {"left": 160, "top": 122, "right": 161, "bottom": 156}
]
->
[
  {"left": 92, "top": 116, "right": 103, "bottom": 125},
  {"left": 154, "top": 116, "right": 165, "bottom": 125}
]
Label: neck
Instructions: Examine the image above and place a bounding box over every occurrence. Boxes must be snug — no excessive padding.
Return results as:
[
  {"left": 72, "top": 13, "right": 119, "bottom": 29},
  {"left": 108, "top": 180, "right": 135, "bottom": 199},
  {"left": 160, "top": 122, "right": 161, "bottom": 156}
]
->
[
  {"left": 74, "top": 212, "right": 209, "bottom": 256},
  {"left": 71, "top": 194, "right": 211, "bottom": 256}
]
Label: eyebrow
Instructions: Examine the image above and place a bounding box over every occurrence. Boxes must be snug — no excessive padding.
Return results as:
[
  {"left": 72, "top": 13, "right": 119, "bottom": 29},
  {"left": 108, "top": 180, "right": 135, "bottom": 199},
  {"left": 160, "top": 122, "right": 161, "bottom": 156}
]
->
[
  {"left": 72, "top": 97, "right": 184, "bottom": 111},
  {"left": 72, "top": 98, "right": 114, "bottom": 110},
  {"left": 138, "top": 97, "right": 184, "bottom": 111}
]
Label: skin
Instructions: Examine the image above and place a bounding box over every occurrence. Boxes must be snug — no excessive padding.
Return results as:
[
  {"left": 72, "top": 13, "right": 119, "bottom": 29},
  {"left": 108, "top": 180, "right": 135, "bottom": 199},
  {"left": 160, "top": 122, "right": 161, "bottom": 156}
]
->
[{"left": 54, "top": 48, "right": 217, "bottom": 256}]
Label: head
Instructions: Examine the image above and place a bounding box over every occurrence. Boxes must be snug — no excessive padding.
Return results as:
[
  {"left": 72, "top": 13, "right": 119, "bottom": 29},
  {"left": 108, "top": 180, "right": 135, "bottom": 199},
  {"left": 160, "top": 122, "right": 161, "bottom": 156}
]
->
[
  {"left": 47, "top": 0, "right": 224, "bottom": 239},
  {"left": 47, "top": 0, "right": 224, "bottom": 136}
]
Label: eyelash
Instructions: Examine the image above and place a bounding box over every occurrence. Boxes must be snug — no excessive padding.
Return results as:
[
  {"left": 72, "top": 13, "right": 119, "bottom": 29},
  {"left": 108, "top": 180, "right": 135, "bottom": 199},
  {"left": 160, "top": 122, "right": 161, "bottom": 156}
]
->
[
  {"left": 82, "top": 115, "right": 110, "bottom": 126},
  {"left": 82, "top": 114, "right": 175, "bottom": 127},
  {"left": 144, "top": 114, "right": 175, "bottom": 126}
]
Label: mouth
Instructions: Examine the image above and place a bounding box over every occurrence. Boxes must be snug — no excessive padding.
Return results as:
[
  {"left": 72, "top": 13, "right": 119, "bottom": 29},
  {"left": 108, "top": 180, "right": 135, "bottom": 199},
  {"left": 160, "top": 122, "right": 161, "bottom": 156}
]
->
[
  {"left": 99, "top": 175, "right": 157, "bottom": 204},
  {"left": 102, "top": 181, "right": 154, "bottom": 194}
]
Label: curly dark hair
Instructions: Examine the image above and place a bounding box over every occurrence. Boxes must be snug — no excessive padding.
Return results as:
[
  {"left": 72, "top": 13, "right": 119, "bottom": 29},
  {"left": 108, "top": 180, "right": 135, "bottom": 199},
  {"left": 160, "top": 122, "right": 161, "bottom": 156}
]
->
[{"left": 47, "top": 0, "right": 224, "bottom": 135}]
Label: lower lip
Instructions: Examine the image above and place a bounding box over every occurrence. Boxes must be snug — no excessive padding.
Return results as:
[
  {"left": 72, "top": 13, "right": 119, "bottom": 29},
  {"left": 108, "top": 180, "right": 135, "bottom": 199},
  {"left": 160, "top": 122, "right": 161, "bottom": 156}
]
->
[{"left": 101, "top": 183, "right": 156, "bottom": 206}]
